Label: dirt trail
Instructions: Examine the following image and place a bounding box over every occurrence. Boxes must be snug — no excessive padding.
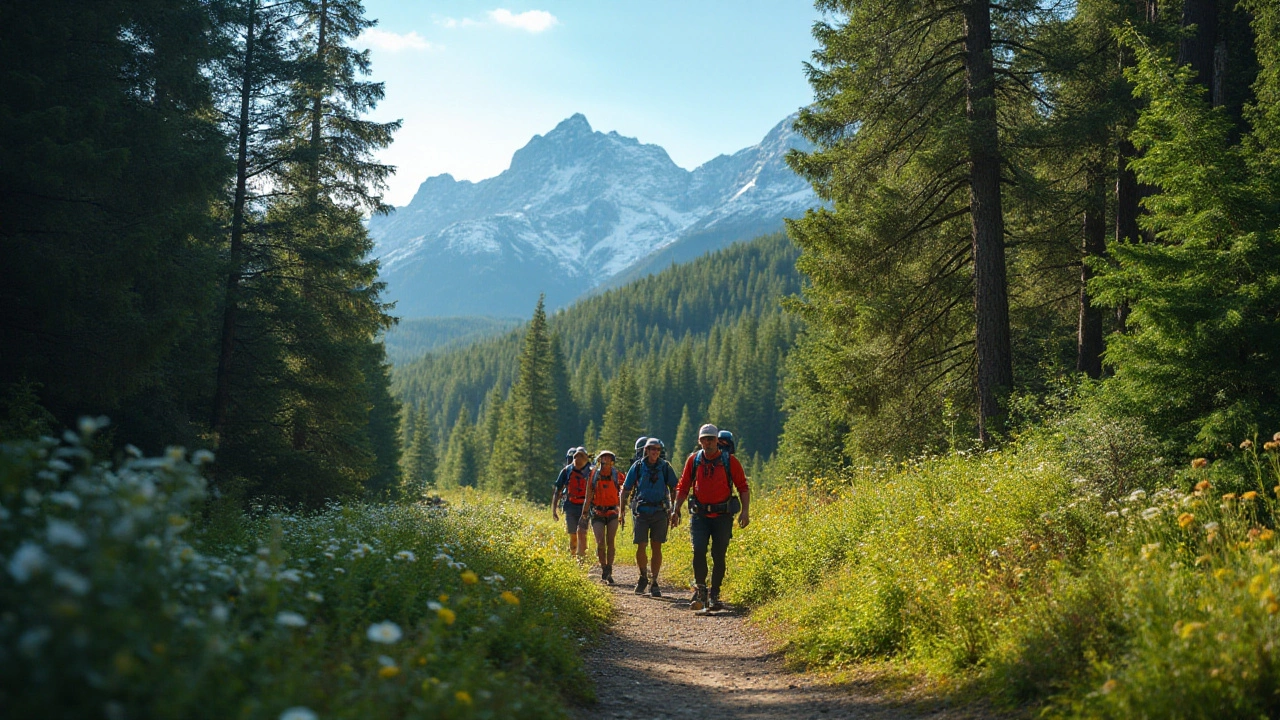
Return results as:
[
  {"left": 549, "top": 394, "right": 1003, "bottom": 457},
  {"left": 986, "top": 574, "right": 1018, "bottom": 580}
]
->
[{"left": 572, "top": 563, "right": 984, "bottom": 720}]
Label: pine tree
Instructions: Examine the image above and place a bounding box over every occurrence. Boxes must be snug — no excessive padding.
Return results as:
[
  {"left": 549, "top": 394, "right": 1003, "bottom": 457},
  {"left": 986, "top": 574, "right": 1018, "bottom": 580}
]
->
[
  {"left": 673, "top": 405, "right": 694, "bottom": 463},
  {"left": 486, "top": 297, "right": 559, "bottom": 499},
  {"left": 439, "top": 407, "right": 480, "bottom": 489},
  {"left": 401, "top": 406, "right": 437, "bottom": 497},
  {"left": 599, "top": 365, "right": 644, "bottom": 459}
]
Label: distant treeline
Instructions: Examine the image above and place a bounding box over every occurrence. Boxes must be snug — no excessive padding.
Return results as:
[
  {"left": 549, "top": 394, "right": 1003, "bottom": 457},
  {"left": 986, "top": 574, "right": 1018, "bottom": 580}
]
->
[
  {"left": 383, "top": 317, "right": 521, "bottom": 366},
  {"left": 0, "top": 0, "right": 402, "bottom": 504},
  {"left": 393, "top": 233, "right": 802, "bottom": 498}
]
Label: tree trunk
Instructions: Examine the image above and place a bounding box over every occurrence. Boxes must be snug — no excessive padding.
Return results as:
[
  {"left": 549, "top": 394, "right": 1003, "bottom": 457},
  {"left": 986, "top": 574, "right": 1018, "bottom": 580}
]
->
[
  {"left": 1178, "top": 0, "right": 1218, "bottom": 96},
  {"left": 1077, "top": 164, "right": 1106, "bottom": 378},
  {"left": 963, "top": 0, "right": 1012, "bottom": 445},
  {"left": 212, "top": 0, "right": 257, "bottom": 441}
]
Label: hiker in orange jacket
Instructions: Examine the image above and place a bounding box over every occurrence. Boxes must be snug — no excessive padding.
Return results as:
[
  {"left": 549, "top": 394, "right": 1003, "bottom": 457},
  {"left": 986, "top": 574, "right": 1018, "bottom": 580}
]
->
[
  {"left": 552, "top": 447, "right": 591, "bottom": 559},
  {"left": 670, "top": 423, "right": 750, "bottom": 613},
  {"left": 579, "top": 449, "right": 625, "bottom": 584}
]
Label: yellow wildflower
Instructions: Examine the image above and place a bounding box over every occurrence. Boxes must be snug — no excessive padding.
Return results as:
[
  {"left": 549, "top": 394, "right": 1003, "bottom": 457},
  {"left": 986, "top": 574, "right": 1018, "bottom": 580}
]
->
[
  {"left": 1195, "top": 480, "right": 1211, "bottom": 492},
  {"left": 1241, "top": 439, "right": 1254, "bottom": 450},
  {"left": 1223, "top": 493, "right": 1237, "bottom": 502},
  {"left": 438, "top": 594, "right": 449, "bottom": 603},
  {"left": 501, "top": 591, "right": 520, "bottom": 605},
  {"left": 1269, "top": 603, "right": 1280, "bottom": 615},
  {"left": 1214, "top": 568, "right": 1232, "bottom": 580},
  {"left": 1261, "top": 529, "right": 1276, "bottom": 542},
  {"left": 1266, "top": 441, "right": 1279, "bottom": 452},
  {"left": 1100, "top": 679, "right": 1118, "bottom": 694},
  {"left": 437, "top": 607, "right": 456, "bottom": 625},
  {"left": 1178, "top": 621, "right": 1205, "bottom": 639},
  {"left": 1178, "top": 512, "right": 1196, "bottom": 529},
  {"left": 1192, "top": 458, "right": 1209, "bottom": 469},
  {"left": 1243, "top": 491, "right": 1259, "bottom": 501},
  {"left": 1249, "top": 574, "right": 1268, "bottom": 596},
  {"left": 379, "top": 665, "right": 401, "bottom": 679},
  {"left": 455, "top": 691, "right": 473, "bottom": 705},
  {"left": 460, "top": 570, "right": 479, "bottom": 585}
]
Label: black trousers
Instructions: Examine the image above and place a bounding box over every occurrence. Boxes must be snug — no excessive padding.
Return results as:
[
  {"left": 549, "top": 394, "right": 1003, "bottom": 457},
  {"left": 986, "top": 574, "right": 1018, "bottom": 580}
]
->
[{"left": 690, "top": 512, "right": 733, "bottom": 593}]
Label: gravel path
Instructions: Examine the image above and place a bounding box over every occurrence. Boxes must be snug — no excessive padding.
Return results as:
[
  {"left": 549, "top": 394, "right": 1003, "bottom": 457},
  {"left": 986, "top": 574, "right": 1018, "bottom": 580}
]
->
[{"left": 571, "top": 563, "right": 992, "bottom": 720}]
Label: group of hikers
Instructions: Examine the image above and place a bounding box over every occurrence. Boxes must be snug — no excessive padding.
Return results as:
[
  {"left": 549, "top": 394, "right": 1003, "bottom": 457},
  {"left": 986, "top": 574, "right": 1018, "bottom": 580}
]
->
[{"left": 550, "top": 423, "right": 750, "bottom": 613}]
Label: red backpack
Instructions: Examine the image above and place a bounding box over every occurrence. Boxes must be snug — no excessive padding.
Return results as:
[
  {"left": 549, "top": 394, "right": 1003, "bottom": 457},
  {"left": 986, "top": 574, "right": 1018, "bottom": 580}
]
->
[{"left": 565, "top": 466, "right": 589, "bottom": 505}]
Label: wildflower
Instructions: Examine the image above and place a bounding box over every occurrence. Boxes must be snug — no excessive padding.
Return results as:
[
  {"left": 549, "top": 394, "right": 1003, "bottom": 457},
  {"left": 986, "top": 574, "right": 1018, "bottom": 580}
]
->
[
  {"left": 1100, "top": 679, "right": 1118, "bottom": 695},
  {"left": 1269, "top": 602, "right": 1280, "bottom": 615},
  {"left": 276, "top": 611, "right": 308, "bottom": 628},
  {"left": 1105, "top": 510, "right": 1120, "bottom": 519},
  {"left": 277, "top": 569, "right": 302, "bottom": 583},
  {"left": 192, "top": 449, "right": 215, "bottom": 465},
  {"left": 378, "top": 665, "right": 400, "bottom": 679},
  {"left": 394, "top": 550, "right": 416, "bottom": 562},
  {"left": 1141, "top": 507, "right": 1161, "bottom": 521},
  {"left": 1274, "top": 431, "right": 1280, "bottom": 442},
  {"left": 53, "top": 568, "right": 91, "bottom": 596},
  {"left": 437, "top": 607, "right": 456, "bottom": 625},
  {"left": 1178, "top": 621, "right": 1206, "bottom": 639},
  {"left": 1204, "top": 522, "right": 1221, "bottom": 534},
  {"left": 455, "top": 691, "right": 473, "bottom": 705},
  {"left": 501, "top": 591, "right": 520, "bottom": 605},
  {"left": 1267, "top": 442, "right": 1280, "bottom": 452},
  {"left": 1241, "top": 439, "right": 1254, "bottom": 450},
  {"left": 278, "top": 708, "right": 318, "bottom": 720},
  {"left": 1261, "top": 529, "right": 1276, "bottom": 542},
  {"left": 1127, "top": 489, "right": 1147, "bottom": 502},
  {"left": 351, "top": 543, "right": 372, "bottom": 558},
  {"left": 1223, "top": 493, "right": 1237, "bottom": 502},
  {"left": 439, "top": 594, "right": 448, "bottom": 603},
  {"left": 18, "top": 627, "right": 52, "bottom": 656},
  {"left": 1140, "top": 543, "right": 1161, "bottom": 561},
  {"left": 1195, "top": 480, "right": 1211, "bottom": 492},
  {"left": 48, "top": 491, "right": 81, "bottom": 510},
  {"left": 1178, "top": 512, "right": 1195, "bottom": 529},
  {"left": 460, "top": 570, "right": 479, "bottom": 584},
  {"left": 47, "top": 518, "right": 87, "bottom": 548},
  {"left": 1243, "top": 491, "right": 1259, "bottom": 501},
  {"left": 1214, "top": 568, "right": 1232, "bottom": 580},
  {"left": 210, "top": 603, "right": 230, "bottom": 623},
  {"left": 305, "top": 591, "right": 323, "bottom": 602},
  {"left": 1192, "top": 458, "right": 1208, "bottom": 469},
  {"left": 8, "top": 542, "right": 49, "bottom": 582},
  {"left": 427, "top": 601, "right": 442, "bottom": 611},
  {"left": 366, "top": 621, "right": 403, "bottom": 644}
]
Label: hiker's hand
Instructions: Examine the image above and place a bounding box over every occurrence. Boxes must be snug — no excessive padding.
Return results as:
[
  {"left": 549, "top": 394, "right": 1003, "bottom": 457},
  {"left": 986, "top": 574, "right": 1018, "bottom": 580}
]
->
[
  {"left": 619, "top": 515, "right": 625, "bottom": 528},
  {"left": 552, "top": 510, "right": 559, "bottom": 521},
  {"left": 738, "top": 510, "right": 750, "bottom": 529},
  {"left": 669, "top": 510, "right": 680, "bottom": 528}
]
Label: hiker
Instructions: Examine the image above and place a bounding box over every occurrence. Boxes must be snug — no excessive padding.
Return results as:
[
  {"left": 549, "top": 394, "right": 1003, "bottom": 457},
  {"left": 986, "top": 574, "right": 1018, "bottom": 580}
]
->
[
  {"left": 552, "top": 447, "right": 591, "bottom": 559},
  {"left": 578, "top": 449, "right": 624, "bottom": 584},
  {"left": 670, "top": 423, "right": 751, "bottom": 612},
  {"left": 620, "top": 437, "right": 678, "bottom": 596},
  {"left": 632, "top": 436, "right": 649, "bottom": 467}
]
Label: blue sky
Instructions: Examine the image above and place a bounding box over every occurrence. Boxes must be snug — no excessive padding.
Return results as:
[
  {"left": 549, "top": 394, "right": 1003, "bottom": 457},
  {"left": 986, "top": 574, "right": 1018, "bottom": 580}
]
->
[{"left": 358, "top": 1, "right": 822, "bottom": 206}]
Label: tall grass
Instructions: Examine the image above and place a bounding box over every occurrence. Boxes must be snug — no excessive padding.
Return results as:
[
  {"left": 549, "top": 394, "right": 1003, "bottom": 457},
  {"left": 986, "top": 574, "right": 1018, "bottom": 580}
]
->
[
  {"left": 1, "top": 422, "right": 610, "bottom": 719},
  {"left": 721, "top": 435, "right": 1280, "bottom": 717}
]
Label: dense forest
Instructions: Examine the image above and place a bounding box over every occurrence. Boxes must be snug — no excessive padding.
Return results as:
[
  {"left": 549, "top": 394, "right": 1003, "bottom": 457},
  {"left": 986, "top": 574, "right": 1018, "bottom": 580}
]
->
[
  {"left": 393, "top": 233, "right": 802, "bottom": 498},
  {"left": 0, "top": 0, "right": 402, "bottom": 504},
  {"left": 383, "top": 316, "right": 520, "bottom": 365}
]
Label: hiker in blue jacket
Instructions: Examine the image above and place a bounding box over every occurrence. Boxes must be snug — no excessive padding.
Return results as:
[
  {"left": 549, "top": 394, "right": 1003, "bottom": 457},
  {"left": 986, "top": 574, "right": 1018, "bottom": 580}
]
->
[{"left": 620, "top": 437, "right": 679, "bottom": 596}]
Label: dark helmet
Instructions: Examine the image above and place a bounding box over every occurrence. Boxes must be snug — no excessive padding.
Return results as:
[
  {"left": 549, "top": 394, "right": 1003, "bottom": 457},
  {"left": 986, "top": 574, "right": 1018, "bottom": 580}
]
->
[
  {"left": 634, "top": 436, "right": 649, "bottom": 451},
  {"left": 565, "top": 446, "right": 576, "bottom": 465},
  {"left": 717, "top": 429, "right": 736, "bottom": 455}
]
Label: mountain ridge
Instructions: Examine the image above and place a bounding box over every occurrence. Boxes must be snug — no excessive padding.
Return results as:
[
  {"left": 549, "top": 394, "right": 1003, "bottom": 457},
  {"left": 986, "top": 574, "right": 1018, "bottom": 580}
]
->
[{"left": 369, "top": 114, "right": 817, "bottom": 318}]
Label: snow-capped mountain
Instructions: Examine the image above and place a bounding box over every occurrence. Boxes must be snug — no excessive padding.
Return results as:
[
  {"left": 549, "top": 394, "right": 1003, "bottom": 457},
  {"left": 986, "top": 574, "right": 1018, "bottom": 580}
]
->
[{"left": 369, "top": 113, "right": 816, "bottom": 318}]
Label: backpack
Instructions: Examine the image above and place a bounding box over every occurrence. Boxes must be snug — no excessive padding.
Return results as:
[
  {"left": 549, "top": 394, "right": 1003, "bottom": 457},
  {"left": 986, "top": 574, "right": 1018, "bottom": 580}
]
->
[
  {"left": 689, "top": 450, "right": 740, "bottom": 517},
  {"left": 588, "top": 466, "right": 621, "bottom": 519},
  {"left": 630, "top": 459, "right": 673, "bottom": 514},
  {"left": 564, "top": 465, "right": 590, "bottom": 505}
]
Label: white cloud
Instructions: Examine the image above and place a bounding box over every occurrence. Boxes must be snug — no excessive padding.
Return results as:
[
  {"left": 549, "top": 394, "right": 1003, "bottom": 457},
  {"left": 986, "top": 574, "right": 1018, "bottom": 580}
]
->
[
  {"left": 437, "top": 17, "right": 480, "bottom": 29},
  {"left": 356, "top": 28, "right": 433, "bottom": 52},
  {"left": 487, "top": 9, "right": 559, "bottom": 33}
]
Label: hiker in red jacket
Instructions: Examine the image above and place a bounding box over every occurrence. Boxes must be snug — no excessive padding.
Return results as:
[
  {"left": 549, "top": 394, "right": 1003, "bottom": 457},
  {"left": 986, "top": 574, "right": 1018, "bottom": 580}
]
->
[
  {"left": 579, "top": 450, "right": 625, "bottom": 584},
  {"left": 670, "top": 423, "right": 750, "bottom": 613}
]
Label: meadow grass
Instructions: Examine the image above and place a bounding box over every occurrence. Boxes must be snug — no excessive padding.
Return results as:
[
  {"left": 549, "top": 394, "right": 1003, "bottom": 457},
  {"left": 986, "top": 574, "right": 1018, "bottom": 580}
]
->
[
  {"left": 714, "top": 438, "right": 1280, "bottom": 717},
  {"left": 1, "top": 424, "right": 610, "bottom": 720}
]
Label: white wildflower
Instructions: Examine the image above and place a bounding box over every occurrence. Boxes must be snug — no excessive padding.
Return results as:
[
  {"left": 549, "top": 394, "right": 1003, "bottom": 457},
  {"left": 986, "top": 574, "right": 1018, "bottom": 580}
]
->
[
  {"left": 139, "top": 535, "right": 162, "bottom": 550},
  {"left": 192, "top": 449, "right": 215, "bottom": 465},
  {"left": 351, "top": 543, "right": 372, "bottom": 559},
  {"left": 1141, "top": 507, "right": 1161, "bottom": 521},
  {"left": 433, "top": 552, "right": 451, "bottom": 562},
  {"left": 23, "top": 488, "right": 42, "bottom": 505},
  {"left": 1204, "top": 522, "right": 1221, "bottom": 533},
  {"left": 8, "top": 542, "right": 49, "bottom": 582},
  {"left": 17, "top": 626, "right": 52, "bottom": 656},
  {"left": 53, "top": 568, "right": 91, "bottom": 595},
  {"left": 1105, "top": 510, "right": 1120, "bottom": 519},
  {"left": 48, "top": 491, "right": 81, "bottom": 510},
  {"left": 276, "top": 568, "right": 302, "bottom": 583},
  {"left": 427, "top": 601, "right": 442, "bottom": 611},
  {"left": 279, "top": 708, "right": 318, "bottom": 720},
  {"left": 1126, "top": 489, "right": 1147, "bottom": 503},
  {"left": 366, "top": 621, "right": 402, "bottom": 644},
  {"left": 394, "top": 550, "right": 416, "bottom": 562},
  {"left": 210, "top": 603, "right": 230, "bottom": 623},
  {"left": 377, "top": 654, "right": 396, "bottom": 667},
  {"left": 47, "top": 459, "right": 74, "bottom": 473},
  {"left": 305, "top": 591, "right": 324, "bottom": 602},
  {"left": 483, "top": 573, "right": 505, "bottom": 584},
  {"left": 275, "top": 611, "right": 308, "bottom": 628},
  {"left": 47, "top": 518, "right": 87, "bottom": 548}
]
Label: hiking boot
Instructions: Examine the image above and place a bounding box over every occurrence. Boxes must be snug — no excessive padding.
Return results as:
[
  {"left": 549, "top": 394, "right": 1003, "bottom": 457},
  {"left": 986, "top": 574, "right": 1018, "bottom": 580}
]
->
[
  {"left": 708, "top": 591, "right": 725, "bottom": 612},
  {"left": 649, "top": 579, "right": 662, "bottom": 598},
  {"left": 690, "top": 585, "right": 708, "bottom": 611},
  {"left": 634, "top": 574, "right": 648, "bottom": 594},
  {"left": 604, "top": 565, "right": 615, "bottom": 585}
]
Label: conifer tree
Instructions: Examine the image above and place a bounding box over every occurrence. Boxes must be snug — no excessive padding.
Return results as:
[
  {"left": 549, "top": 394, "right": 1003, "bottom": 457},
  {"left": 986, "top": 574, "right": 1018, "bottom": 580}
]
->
[
  {"left": 486, "top": 297, "right": 559, "bottom": 499},
  {"left": 439, "top": 407, "right": 480, "bottom": 489},
  {"left": 401, "top": 405, "right": 437, "bottom": 497},
  {"left": 599, "top": 365, "right": 644, "bottom": 459},
  {"left": 673, "top": 405, "right": 694, "bottom": 463}
]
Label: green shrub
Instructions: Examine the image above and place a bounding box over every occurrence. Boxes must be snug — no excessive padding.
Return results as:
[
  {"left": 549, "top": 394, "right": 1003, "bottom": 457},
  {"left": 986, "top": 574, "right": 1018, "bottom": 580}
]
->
[{"left": 0, "top": 422, "right": 609, "bottom": 719}]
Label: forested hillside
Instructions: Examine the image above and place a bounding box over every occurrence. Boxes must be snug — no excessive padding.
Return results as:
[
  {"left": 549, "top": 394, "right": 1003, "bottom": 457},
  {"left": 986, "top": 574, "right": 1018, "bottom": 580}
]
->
[
  {"left": 0, "top": 0, "right": 401, "bottom": 504},
  {"left": 393, "top": 232, "right": 802, "bottom": 497},
  {"left": 383, "top": 316, "right": 521, "bottom": 365}
]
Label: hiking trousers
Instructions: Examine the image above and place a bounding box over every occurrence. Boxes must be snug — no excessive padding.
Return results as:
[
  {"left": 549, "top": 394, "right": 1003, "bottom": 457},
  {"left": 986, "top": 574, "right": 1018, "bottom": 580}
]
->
[{"left": 690, "top": 513, "right": 733, "bottom": 593}]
